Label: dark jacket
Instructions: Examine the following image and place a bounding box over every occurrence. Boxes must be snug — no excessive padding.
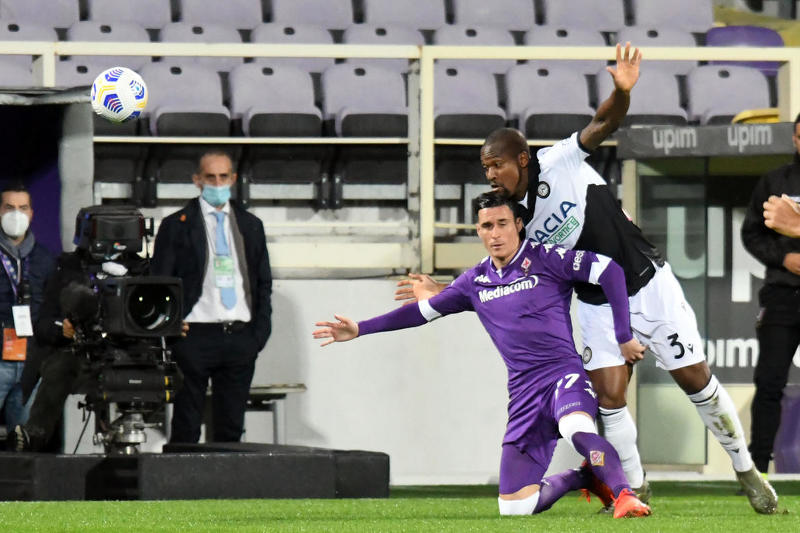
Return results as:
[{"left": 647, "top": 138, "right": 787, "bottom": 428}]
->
[
  {"left": 0, "top": 240, "right": 55, "bottom": 327},
  {"left": 741, "top": 158, "right": 800, "bottom": 289},
  {"left": 150, "top": 198, "right": 272, "bottom": 351}
]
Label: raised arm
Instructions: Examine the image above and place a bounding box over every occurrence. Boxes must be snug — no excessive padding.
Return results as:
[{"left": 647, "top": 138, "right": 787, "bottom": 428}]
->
[{"left": 579, "top": 42, "right": 641, "bottom": 152}]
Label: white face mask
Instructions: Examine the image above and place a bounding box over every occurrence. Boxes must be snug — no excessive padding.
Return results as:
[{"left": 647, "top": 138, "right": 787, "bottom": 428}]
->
[{"left": 1, "top": 210, "right": 30, "bottom": 239}]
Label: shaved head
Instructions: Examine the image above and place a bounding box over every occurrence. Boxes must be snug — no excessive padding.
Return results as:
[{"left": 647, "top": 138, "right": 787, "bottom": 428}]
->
[{"left": 482, "top": 128, "right": 530, "bottom": 159}]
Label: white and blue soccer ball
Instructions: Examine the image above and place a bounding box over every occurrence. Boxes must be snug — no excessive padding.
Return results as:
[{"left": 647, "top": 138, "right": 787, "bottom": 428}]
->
[{"left": 90, "top": 66, "right": 148, "bottom": 123}]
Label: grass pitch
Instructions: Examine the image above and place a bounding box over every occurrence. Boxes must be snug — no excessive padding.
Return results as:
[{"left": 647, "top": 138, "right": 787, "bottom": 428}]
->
[{"left": 0, "top": 481, "right": 797, "bottom": 532}]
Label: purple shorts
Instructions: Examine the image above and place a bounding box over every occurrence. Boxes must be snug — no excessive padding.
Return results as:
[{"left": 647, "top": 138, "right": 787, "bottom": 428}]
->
[{"left": 499, "top": 370, "right": 598, "bottom": 495}]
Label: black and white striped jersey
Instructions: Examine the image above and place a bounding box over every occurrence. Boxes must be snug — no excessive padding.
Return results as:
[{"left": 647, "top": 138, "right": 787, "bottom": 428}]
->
[{"left": 519, "top": 132, "right": 663, "bottom": 304}]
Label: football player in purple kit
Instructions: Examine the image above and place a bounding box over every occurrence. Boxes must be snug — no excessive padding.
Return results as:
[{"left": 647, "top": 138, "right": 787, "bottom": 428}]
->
[
  {"left": 396, "top": 43, "right": 779, "bottom": 515},
  {"left": 314, "top": 192, "right": 651, "bottom": 518}
]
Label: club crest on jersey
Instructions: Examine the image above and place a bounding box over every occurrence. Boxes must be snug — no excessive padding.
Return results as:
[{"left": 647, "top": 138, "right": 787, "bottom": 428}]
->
[
  {"left": 582, "top": 346, "right": 592, "bottom": 364},
  {"left": 521, "top": 257, "right": 531, "bottom": 275},
  {"left": 532, "top": 201, "right": 579, "bottom": 244},
  {"left": 537, "top": 181, "right": 550, "bottom": 198},
  {"left": 590, "top": 450, "right": 605, "bottom": 467}
]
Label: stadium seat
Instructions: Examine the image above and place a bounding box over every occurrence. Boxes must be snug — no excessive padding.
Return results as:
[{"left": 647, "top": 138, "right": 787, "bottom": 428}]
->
[
  {"left": 160, "top": 22, "right": 244, "bottom": 72},
  {"left": 433, "top": 66, "right": 505, "bottom": 192},
  {"left": 88, "top": 0, "right": 172, "bottom": 30},
  {"left": 631, "top": 0, "right": 713, "bottom": 34},
  {"left": 434, "top": 66, "right": 505, "bottom": 139},
  {"left": 321, "top": 64, "right": 408, "bottom": 206},
  {"left": 140, "top": 62, "right": 231, "bottom": 189},
  {"left": 0, "top": 0, "right": 79, "bottom": 29},
  {"left": 525, "top": 26, "right": 607, "bottom": 76},
  {"left": 229, "top": 64, "right": 329, "bottom": 207},
  {"left": 451, "top": 0, "right": 535, "bottom": 32},
  {"left": 179, "top": 0, "right": 263, "bottom": 29},
  {"left": 342, "top": 24, "right": 424, "bottom": 72},
  {"left": 0, "top": 59, "right": 33, "bottom": 87},
  {"left": 506, "top": 64, "right": 594, "bottom": 139},
  {"left": 541, "top": 0, "right": 625, "bottom": 34},
  {"left": 706, "top": 25, "right": 784, "bottom": 77},
  {"left": 686, "top": 65, "right": 771, "bottom": 125},
  {"left": 269, "top": 0, "right": 354, "bottom": 31},
  {"left": 66, "top": 21, "right": 152, "bottom": 71},
  {"left": 617, "top": 27, "right": 697, "bottom": 75},
  {"left": 596, "top": 68, "right": 687, "bottom": 126},
  {"left": 250, "top": 23, "right": 335, "bottom": 73},
  {"left": 434, "top": 25, "right": 517, "bottom": 75},
  {"left": 361, "top": 0, "right": 446, "bottom": 31},
  {"left": 0, "top": 21, "right": 57, "bottom": 68}
]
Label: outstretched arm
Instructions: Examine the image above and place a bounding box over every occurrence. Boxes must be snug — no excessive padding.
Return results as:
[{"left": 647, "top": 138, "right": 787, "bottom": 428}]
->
[
  {"left": 579, "top": 42, "right": 642, "bottom": 151},
  {"left": 394, "top": 273, "right": 447, "bottom": 305},
  {"left": 313, "top": 315, "right": 359, "bottom": 346}
]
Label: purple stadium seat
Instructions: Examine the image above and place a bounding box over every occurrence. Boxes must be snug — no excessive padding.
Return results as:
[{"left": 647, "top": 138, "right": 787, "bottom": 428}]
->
[
  {"left": 452, "top": 0, "right": 534, "bottom": 32},
  {"left": 596, "top": 68, "right": 687, "bottom": 126},
  {"left": 0, "top": 59, "right": 33, "bottom": 87},
  {"left": 179, "top": 0, "right": 263, "bottom": 29},
  {"left": 506, "top": 64, "right": 593, "bottom": 139},
  {"left": 250, "top": 23, "right": 335, "bottom": 73},
  {"left": 362, "top": 0, "right": 446, "bottom": 31},
  {"left": 160, "top": 22, "right": 244, "bottom": 72},
  {"left": 706, "top": 25, "right": 784, "bottom": 77},
  {"left": 542, "top": 0, "right": 625, "bottom": 33},
  {"left": 0, "top": 22, "right": 57, "bottom": 67},
  {"left": 434, "top": 25, "right": 517, "bottom": 75},
  {"left": 631, "top": 0, "right": 713, "bottom": 34},
  {"left": 617, "top": 27, "right": 697, "bottom": 75},
  {"left": 342, "top": 24, "right": 424, "bottom": 72},
  {"left": 88, "top": 0, "right": 172, "bottom": 29},
  {"left": 687, "top": 65, "right": 770, "bottom": 125},
  {"left": 434, "top": 65, "right": 505, "bottom": 138},
  {"left": 269, "top": 0, "right": 353, "bottom": 31},
  {"left": 525, "top": 26, "right": 607, "bottom": 76},
  {"left": 67, "top": 21, "right": 152, "bottom": 71},
  {"left": 0, "top": 0, "right": 79, "bottom": 29}
]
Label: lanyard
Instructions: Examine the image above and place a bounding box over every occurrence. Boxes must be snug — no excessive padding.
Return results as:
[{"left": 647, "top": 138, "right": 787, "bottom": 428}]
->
[{"left": 0, "top": 250, "right": 30, "bottom": 302}]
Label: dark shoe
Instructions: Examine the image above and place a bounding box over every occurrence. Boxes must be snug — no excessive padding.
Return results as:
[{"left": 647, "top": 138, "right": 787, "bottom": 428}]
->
[
  {"left": 632, "top": 472, "right": 652, "bottom": 505},
  {"left": 8, "top": 425, "right": 30, "bottom": 452}
]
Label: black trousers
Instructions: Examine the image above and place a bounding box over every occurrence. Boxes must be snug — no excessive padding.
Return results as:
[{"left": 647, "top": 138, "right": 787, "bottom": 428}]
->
[
  {"left": 169, "top": 322, "right": 258, "bottom": 443},
  {"left": 749, "top": 286, "right": 800, "bottom": 472}
]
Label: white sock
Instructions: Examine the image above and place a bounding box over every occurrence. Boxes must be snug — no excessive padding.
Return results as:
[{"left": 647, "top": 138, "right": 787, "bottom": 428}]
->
[
  {"left": 498, "top": 491, "right": 540, "bottom": 515},
  {"left": 598, "top": 406, "right": 644, "bottom": 487},
  {"left": 688, "top": 375, "right": 753, "bottom": 473}
]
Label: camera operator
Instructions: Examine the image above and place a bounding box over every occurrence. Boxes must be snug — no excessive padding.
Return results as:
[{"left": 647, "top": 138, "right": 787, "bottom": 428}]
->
[
  {"left": 9, "top": 226, "right": 147, "bottom": 452},
  {"left": 151, "top": 150, "right": 272, "bottom": 443},
  {"left": 0, "top": 183, "right": 55, "bottom": 431}
]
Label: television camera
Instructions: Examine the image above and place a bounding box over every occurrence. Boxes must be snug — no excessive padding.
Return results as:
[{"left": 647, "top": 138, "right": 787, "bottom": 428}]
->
[{"left": 64, "top": 205, "right": 182, "bottom": 454}]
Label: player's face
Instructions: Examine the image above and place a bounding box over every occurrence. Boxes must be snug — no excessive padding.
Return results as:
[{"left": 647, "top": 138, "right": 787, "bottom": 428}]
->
[
  {"left": 480, "top": 144, "right": 529, "bottom": 201},
  {"left": 193, "top": 154, "right": 237, "bottom": 189},
  {"left": 476, "top": 205, "right": 523, "bottom": 266}
]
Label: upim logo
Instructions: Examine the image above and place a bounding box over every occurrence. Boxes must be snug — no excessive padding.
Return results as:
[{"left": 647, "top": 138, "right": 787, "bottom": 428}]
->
[
  {"left": 727, "top": 124, "right": 772, "bottom": 153},
  {"left": 652, "top": 127, "right": 697, "bottom": 155}
]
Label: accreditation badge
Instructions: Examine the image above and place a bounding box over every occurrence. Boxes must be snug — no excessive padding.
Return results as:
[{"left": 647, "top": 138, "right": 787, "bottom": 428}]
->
[
  {"left": 213, "top": 256, "right": 235, "bottom": 288},
  {"left": 2, "top": 328, "right": 27, "bottom": 361}
]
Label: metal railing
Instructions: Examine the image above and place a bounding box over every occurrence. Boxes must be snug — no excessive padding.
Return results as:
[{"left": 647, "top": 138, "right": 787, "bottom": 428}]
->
[{"left": 6, "top": 40, "right": 799, "bottom": 271}]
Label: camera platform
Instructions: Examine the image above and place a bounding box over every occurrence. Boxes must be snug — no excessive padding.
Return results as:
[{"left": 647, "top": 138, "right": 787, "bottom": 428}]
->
[{"left": 0, "top": 443, "right": 389, "bottom": 501}]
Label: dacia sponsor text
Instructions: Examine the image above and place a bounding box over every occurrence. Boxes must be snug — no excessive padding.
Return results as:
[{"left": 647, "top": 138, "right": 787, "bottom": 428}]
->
[{"left": 532, "top": 201, "right": 578, "bottom": 243}]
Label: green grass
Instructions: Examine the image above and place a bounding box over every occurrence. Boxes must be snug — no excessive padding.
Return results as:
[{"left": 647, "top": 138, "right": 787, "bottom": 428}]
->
[{"left": 0, "top": 481, "right": 798, "bottom": 532}]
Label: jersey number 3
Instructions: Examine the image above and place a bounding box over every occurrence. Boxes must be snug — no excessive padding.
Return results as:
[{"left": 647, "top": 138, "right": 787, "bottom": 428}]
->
[{"left": 668, "top": 333, "right": 685, "bottom": 359}]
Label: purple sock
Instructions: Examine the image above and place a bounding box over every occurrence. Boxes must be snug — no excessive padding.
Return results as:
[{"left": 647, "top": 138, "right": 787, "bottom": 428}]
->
[
  {"left": 571, "top": 431, "right": 631, "bottom": 497},
  {"left": 533, "top": 469, "right": 583, "bottom": 513}
]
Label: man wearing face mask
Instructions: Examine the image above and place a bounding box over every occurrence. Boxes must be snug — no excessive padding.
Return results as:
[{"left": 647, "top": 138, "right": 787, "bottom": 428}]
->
[
  {"left": 0, "top": 184, "right": 54, "bottom": 433},
  {"left": 151, "top": 150, "right": 272, "bottom": 443}
]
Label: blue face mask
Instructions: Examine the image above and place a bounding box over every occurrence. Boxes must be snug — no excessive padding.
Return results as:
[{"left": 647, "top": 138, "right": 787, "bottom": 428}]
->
[{"left": 201, "top": 184, "right": 231, "bottom": 206}]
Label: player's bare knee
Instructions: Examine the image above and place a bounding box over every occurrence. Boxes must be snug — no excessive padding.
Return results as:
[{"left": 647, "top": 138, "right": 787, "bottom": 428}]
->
[{"left": 670, "top": 361, "right": 711, "bottom": 395}]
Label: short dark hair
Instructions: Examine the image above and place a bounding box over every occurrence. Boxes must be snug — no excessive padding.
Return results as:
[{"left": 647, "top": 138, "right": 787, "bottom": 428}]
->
[
  {"left": 0, "top": 182, "right": 31, "bottom": 206},
  {"left": 795, "top": 113, "right": 800, "bottom": 128},
  {"left": 472, "top": 190, "right": 525, "bottom": 220},
  {"left": 482, "top": 127, "right": 530, "bottom": 158}
]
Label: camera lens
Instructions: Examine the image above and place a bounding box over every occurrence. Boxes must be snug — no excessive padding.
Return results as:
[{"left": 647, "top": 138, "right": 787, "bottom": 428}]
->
[{"left": 126, "top": 285, "right": 178, "bottom": 332}]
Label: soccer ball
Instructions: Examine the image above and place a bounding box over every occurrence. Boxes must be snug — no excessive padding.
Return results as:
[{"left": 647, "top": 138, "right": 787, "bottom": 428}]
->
[{"left": 90, "top": 67, "right": 148, "bottom": 123}]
